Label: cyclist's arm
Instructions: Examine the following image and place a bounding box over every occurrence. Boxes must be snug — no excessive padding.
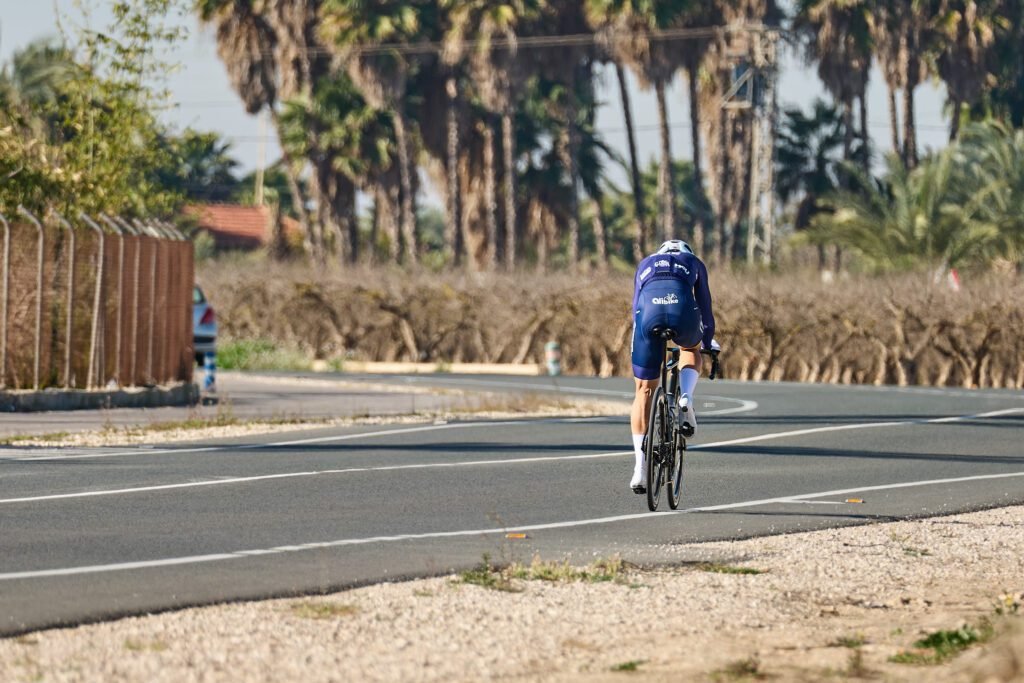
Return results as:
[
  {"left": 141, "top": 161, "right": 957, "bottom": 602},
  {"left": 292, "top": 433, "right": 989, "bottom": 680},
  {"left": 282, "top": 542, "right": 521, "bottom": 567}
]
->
[
  {"left": 631, "top": 257, "right": 649, "bottom": 315},
  {"left": 695, "top": 260, "right": 715, "bottom": 349}
]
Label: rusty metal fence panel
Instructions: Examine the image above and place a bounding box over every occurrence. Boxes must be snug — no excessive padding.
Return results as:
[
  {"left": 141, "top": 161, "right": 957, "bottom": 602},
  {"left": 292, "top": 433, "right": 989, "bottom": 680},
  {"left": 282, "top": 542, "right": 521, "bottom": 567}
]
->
[{"left": 0, "top": 210, "right": 194, "bottom": 390}]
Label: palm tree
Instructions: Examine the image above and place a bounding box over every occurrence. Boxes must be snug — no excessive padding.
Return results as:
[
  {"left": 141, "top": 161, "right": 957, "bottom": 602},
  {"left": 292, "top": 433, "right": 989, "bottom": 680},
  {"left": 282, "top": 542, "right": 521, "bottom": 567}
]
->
[
  {"left": 810, "top": 152, "right": 997, "bottom": 270},
  {"left": 611, "top": 61, "right": 648, "bottom": 260},
  {"left": 441, "top": 0, "right": 545, "bottom": 269},
  {"left": 957, "top": 121, "right": 1024, "bottom": 262},
  {"left": 279, "top": 74, "right": 394, "bottom": 263},
  {"left": 982, "top": 0, "right": 1024, "bottom": 127},
  {"left": 775, "top": 100, "right": 847, "bottom": 268},
  {"left": 794, "top": 0, "right": 873, "bottom": 168},
  {"left": 935, "top": 0, "right": 1003, "bottom": 141},
  {"left": 870, "top": 1, "right": 941, "bottom": 169},
  {"left": 584, "top": 0, "right": 694, "bottom": 246},
  {"left": 320, "top": 0, "right": 426, "bottom": 264},
  {"left": 195, "top": 0, "right": 320, "bottom": 258}
]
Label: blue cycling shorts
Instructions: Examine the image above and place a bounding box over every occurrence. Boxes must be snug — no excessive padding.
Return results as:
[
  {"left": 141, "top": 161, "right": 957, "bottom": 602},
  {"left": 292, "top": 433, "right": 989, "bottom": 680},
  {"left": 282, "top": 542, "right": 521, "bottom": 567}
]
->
[{"left": 631, "top": 279, "right": 703, "bottom": 380}]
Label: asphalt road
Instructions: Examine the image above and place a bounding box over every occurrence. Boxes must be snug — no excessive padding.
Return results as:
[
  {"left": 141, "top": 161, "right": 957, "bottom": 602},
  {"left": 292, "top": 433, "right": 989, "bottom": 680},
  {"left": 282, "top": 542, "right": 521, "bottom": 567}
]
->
[
  {"left": 1, "top": 374, "right": 1023, "bottom": 636},
  {"left": 0, "top": 371, "right": 467, "bottom": 439}
]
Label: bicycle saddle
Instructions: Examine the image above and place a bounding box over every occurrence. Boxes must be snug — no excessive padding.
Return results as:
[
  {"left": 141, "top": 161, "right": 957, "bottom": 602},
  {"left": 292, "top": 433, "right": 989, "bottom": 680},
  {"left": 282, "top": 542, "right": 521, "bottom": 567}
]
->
[{"left": 651, "top": 325, "right": 678, "bottom": 340}]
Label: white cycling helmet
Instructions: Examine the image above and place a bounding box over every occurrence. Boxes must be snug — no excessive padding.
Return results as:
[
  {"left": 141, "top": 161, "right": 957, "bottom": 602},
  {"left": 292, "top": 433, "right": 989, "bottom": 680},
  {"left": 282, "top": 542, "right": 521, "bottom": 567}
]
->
[{"left": 657, "top": 239, "right": 693, "bottom": 255}]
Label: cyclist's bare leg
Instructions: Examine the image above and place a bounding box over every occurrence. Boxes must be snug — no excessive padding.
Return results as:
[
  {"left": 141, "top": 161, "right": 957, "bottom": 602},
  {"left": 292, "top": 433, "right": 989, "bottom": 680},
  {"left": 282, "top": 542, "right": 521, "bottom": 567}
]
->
[
  {"left": 631, "top": 377, "right": 660, "bottom": 435},
  {"left": 678, "top": 345, "right": 702, "bottom": 435},
  {"left": 630, "top": 377, "right": 659, "bottom": 491}
]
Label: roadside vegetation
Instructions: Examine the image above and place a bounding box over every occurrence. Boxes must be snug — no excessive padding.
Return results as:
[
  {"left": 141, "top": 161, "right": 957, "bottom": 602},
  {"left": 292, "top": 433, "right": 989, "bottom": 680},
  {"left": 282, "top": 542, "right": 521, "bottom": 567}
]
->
[
  {"left": 458, "top": 554, "right": 630, "bottom": 592},
  {"left": 200, "top": 262, "right": 1024, "bottom": 389}
]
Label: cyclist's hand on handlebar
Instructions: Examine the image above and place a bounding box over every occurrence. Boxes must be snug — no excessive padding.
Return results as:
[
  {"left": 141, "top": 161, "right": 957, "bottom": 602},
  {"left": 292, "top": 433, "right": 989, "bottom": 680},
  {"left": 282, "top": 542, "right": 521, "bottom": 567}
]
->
[{"left": 700, "top": 339, "right": 722, "bottom": 380}]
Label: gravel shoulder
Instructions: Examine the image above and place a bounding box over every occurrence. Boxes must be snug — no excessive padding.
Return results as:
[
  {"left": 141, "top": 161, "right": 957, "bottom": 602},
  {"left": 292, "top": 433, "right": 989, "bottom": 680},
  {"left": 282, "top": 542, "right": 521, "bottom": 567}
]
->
[
  {"left": 0, "top": 396, "right": 628, "bottom": 448},
  {"left": 2, "top": 505, "right": 1022, "bottom": 682}
]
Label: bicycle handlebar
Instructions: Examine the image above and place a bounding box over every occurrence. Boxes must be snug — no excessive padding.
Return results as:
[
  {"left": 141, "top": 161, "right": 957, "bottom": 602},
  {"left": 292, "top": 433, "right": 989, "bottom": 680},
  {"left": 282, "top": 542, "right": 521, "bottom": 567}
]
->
[{"left": 701, "top": 348, "right": 722, "bottom": 380}]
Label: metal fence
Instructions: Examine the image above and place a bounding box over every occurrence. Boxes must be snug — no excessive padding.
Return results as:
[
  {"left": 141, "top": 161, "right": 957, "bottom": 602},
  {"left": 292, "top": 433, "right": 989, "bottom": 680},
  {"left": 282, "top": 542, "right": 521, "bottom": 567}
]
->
[{"left": 0, "top": 207, "right": 194, "bottom": 391}]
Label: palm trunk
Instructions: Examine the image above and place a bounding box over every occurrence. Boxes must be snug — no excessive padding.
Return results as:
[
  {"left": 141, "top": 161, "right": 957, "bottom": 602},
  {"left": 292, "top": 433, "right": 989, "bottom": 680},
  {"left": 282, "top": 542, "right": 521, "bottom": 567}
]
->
[
  {"left": 655, "top": 80, "right": 676, "bottom": 244},
  {"left": 306, "top": 160, "right": 329, "bottom": 266},
  {"left": 842, "top": 100, "right": 854, "bottom": 161},
  {"left": 592, "top": 198, "right": 607, "bottom": 272},
  {"left": 888, "top": 83, "right": 901, "bottom": 157},
  {"left": 445, "top": 76, "right": 462, "bottom": 266},
  {"left": 271, "top": 113, "right": 313, "bottom": 260},
  {"left": 858, "top": 93, "right": 870, "bottom": 173},
  {"left": 369, "top": 187, "right": 381, "bottom": 263},
  {"left": 616, "top": 62, "right": 646, "bottom": 261},
  {"left": 558, "top": 109, "right": 581, "bottom": 270},
  {"left": 715, "top": 106, "right": 730, "bottom": 264},
  {"left": 687, "top": 62, "right": 706, "bottom": 254},
  {"left": 313, "top": 159, "right": 354, "bottom": 265},
  {"left": 341, "top": 177, "right": 358, "bottom": 264},
  {"left": 501, "top": 107, "right": 517, "bottom": 271},
  {"left": 392, "top": 111, "right": 418, "bottom": 263},
  {"left": 948, "top": 94, "right": 962, "bottom": 141},
  {"left": 902, "top": 61, "right": 919, "bottom": 169},
  {"left": 483, "top": 119, "right": 498, "bottom": 270}
]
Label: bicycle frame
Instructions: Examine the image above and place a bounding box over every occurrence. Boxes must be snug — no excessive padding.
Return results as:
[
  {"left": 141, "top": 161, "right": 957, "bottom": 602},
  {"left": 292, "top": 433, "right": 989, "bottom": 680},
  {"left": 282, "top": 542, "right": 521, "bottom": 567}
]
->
[{"left": 661, "top": 345, "right": 681, "bottom": 404}]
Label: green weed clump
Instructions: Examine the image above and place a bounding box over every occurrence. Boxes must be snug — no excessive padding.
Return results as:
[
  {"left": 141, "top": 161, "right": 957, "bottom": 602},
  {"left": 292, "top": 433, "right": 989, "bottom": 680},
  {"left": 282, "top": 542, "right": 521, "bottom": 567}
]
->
[
  {"left": 457, "top": 554, "right": 628, "bottom": 591},
  {"left": 610, "top": 659, "right": 645, "bottom": 672},
  {"left": 217, "top": 339, "right": 311, "bottom": 371},
  {"left": 890, "top": 620, "right": 995, "bottom": 665},
  {"left": 712, "top": 656, "right": 765, "bottom": 681}
]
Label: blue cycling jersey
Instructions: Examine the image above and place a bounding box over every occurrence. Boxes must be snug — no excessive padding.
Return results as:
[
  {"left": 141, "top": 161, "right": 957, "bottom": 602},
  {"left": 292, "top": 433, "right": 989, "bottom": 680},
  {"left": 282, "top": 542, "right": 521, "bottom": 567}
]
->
[{"left": 632, "top": 251, "right": 715, "bottom": 350}]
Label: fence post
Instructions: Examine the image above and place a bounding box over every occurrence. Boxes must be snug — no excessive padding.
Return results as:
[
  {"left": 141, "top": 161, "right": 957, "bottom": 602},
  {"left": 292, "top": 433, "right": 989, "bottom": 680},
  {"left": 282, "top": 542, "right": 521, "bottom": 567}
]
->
[
  {"left": 101, "top": 214, "right": 128, "bottom": 385},
  {"left": 142, "top": 222, "right": 159, "bottom": 382},
  {"left": 79, "top": 214, "right": 106, "bottom": 389},
  {"left": 0, "top": 212, "right": 9, "bottom": 389},
  {"left": 17, "top": 206, "right": 45, "bottom": 390},
  {"left": 51, "top": 212, "right": 77, "bottom": 388}
]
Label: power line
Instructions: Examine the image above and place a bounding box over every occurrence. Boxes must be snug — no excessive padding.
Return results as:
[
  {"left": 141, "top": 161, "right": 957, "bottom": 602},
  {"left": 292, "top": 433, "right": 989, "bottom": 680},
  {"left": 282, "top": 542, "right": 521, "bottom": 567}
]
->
[
  {"left": 214, "top": 118, "right": 952, "bottom": 144},
  {"left": 213, "top": 23, "right": 780, "bottom": 58}
]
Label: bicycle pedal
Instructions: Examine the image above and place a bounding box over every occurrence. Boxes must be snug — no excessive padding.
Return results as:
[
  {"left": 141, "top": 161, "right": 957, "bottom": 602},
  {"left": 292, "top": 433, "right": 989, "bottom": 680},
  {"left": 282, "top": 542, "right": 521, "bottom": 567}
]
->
[{"left": 631, "top": 485, "right": 646, "bottom": 495}]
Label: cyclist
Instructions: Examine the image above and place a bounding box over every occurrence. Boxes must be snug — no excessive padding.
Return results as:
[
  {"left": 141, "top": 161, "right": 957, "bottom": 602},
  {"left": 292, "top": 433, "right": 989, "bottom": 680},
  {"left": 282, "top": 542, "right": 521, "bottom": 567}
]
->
[{"left": 629, "top": 239, "right": 715, "bottom": 493}]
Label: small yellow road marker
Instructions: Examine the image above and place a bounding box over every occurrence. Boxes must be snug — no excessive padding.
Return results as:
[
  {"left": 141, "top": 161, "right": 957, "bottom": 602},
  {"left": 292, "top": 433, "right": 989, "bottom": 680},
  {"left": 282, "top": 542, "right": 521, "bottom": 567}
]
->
[
  {"left": 505, "top": 533, "right": 528, "bottom": 539},
  {"left": 845, "top": 498, "right": 865, "bottom": 504}
]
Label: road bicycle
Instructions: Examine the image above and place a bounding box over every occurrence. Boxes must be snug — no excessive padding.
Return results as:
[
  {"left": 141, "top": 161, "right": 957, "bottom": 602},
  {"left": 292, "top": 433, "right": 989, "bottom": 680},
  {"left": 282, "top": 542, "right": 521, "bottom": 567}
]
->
[{"left": 643, "top": 331, "right": 721, "bottom": 512}]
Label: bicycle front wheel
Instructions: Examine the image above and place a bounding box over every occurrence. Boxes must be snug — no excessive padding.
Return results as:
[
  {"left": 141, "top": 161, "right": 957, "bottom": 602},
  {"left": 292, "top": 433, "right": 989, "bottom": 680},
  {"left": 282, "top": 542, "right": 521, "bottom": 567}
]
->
[
  {"left": 645, "top": 387, "right": 667, "bottom": 511},
  {"left": 666, "top": 429, "right": 686, "bottom": 510}
]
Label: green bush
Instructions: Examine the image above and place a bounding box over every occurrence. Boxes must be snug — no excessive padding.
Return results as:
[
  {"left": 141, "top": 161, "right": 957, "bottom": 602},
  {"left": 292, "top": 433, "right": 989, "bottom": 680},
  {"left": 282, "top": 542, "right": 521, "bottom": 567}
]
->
[{"left": 216, "top": 339, "right": 311, "bottom": 371}]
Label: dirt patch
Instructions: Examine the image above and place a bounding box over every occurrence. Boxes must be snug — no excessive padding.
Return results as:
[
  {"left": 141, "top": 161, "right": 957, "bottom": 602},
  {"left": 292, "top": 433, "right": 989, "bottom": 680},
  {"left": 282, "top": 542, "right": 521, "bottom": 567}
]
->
[{"left": 1, "top": 506, "right": 1022, "bottom": 682}]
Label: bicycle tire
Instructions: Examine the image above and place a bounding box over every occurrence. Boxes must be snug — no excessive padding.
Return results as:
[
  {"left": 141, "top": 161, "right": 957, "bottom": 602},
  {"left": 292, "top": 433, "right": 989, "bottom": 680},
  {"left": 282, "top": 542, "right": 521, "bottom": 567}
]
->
[
  {"left": 666, "top": 428, "right": 685, "bottom": 509},
  {"left": 645, "top": 388, "right": 666, "bottom": 511}
]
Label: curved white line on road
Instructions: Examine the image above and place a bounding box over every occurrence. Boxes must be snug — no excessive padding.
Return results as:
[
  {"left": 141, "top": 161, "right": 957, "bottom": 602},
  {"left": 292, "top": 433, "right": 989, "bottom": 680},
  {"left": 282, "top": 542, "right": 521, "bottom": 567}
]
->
[
  {"left": 2, "top": 408, "right": 1019, "bottom": 505},
  {"left": 3, "top": 467, "right": 1024, "bottom": 581}
]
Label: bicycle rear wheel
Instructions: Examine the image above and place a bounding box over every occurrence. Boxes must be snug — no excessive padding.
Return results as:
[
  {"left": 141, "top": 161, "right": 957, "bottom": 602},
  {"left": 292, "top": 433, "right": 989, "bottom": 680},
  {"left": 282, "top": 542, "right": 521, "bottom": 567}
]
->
[
  {"left": 645, "top": 388, "right": 667, "bottom": 511},
  {"left": 666, "top": 429, "right": 686, "bottom": 510}
]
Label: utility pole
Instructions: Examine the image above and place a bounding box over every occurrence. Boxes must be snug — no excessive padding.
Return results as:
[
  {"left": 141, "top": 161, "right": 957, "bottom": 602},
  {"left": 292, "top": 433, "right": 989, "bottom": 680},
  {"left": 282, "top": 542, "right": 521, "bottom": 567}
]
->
[
  {"left": 719, "top": 23, "right": 780, "bottom": 266},
  {"left": 254, "top": 108, "right": 268, "bottom": 206}
]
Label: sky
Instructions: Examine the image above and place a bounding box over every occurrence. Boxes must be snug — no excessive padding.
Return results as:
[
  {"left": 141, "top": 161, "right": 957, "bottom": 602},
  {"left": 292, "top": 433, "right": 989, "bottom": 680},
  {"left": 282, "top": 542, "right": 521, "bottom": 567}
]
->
[{"left": 0, "top": 1, "right": 951, "bottom": 204}]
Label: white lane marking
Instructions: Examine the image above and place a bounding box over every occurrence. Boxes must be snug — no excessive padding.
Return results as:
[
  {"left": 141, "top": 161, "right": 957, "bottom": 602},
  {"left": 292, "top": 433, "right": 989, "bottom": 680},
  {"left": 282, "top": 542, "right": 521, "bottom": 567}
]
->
[
  {"left": 0, "top": 451, "right": 631, "bottom": 504},
  {"left": 3, "top": 407, "right": 1019, "bottom": 505},
  {"left": 3, "top": 468, "right": 1024, "bottom": 581},
  {"left": 2, "top": 420, "right": 548, "bottom": 462},
  {"left": 375, "top": 375, "right": 761, "bottom": 415},
  {"left": 3, "top": 398, "right": 759, "bottom": 463}
]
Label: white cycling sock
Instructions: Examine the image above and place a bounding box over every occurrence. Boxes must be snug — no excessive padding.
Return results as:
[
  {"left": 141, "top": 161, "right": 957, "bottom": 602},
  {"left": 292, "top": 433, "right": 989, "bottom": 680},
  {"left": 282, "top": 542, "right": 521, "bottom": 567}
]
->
[
  {"left": 632, "top": 433, "right": 645, "bottom": 469},
  {"left": 679, "top": 367, "right": 699, "bottom": 406}
]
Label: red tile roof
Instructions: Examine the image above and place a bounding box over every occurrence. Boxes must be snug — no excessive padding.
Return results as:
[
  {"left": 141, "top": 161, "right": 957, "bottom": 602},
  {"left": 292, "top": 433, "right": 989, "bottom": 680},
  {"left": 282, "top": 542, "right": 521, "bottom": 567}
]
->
[
  {"left": 187, "top": 204, "right": 269, "bottom": 249},
  {"left": 186, "top": 204, "right": 302, "bottom": 250}
]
